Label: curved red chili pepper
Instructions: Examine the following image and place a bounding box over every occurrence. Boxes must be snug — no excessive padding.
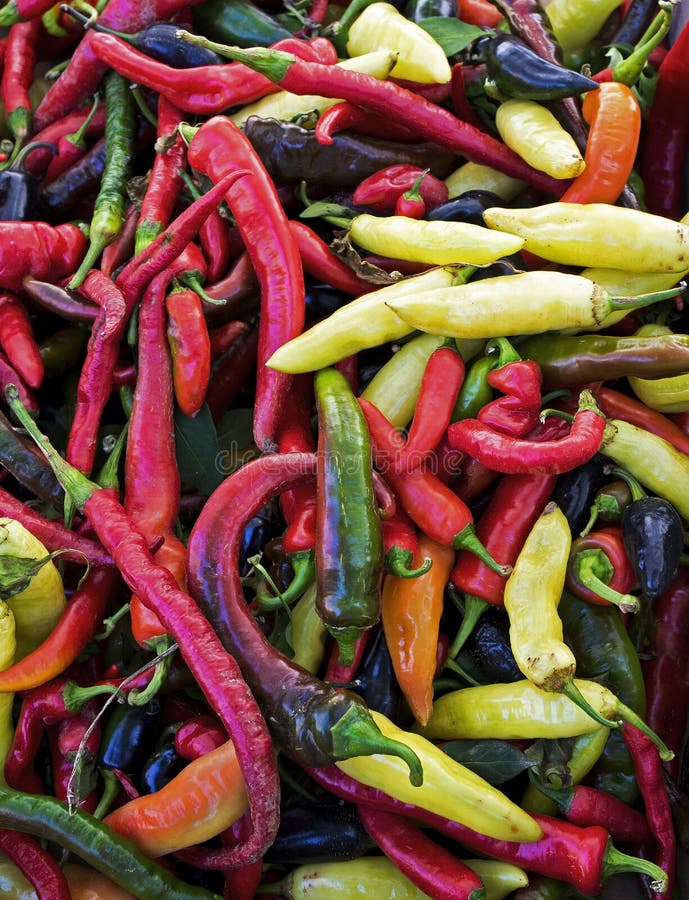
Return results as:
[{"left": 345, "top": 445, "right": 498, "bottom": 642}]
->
[
  {"left": 0, "top": 829, "right": 71, "bottom": 900},
  {"left": 0, "top": 293, "right": 43, "bottom": 389},
  {"left": 289, "top": 220, "right": 372, "bottom": 296},
  {"left": 314, "top": 100, "right": 419, "bottom": 145},
  {"left": 565, "top": 526, "right": 638, "bottom": 612},
  {"left": 166, "top": 286, "right": 212, "bottom": 418},
  {"left": 187, "top": 115, "right": 305, "bottom": 452},
  {"left": 477, "top": 359, "right": 543, "bottom": 438}
]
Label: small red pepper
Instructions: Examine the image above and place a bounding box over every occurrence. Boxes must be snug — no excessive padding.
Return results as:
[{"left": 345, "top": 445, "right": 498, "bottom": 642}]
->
[
  {"left": 448, "top": 390, "right": 606, "bottom": 475},
  {"left": 48, "top": 703, "right": 101, "bottom": 813},
  {"left": 382, "top": 504, "right": 432, "bottom": 578},
  {"left": 289, "top": 220, "right": 372, "bottom": 296},
  {"left": 0, "top": 222, "right": 86, "bottom": 292},
  {"left": 565, "top": 526, "right": 638, "bottom": 613},
  {"left": 43, "top": 95, "right": 103, "bottom": 186},
  {"left": 353, "top": 164, "right": 449, "bottom": 214},
  {"left": 314, "top": 100, "right": 419, "bottom": 145},
  {"left": 174, "top": 715, "right": 227, "bottom": 761},
  {"left": 165, "top": 285, "right": 212, "bottom": 418},
  {"left": 477, "top": 359, "right": 543, "bottom": 438},
  {"left": 0, "top": 293, "right": 44, "bottom": 389}
]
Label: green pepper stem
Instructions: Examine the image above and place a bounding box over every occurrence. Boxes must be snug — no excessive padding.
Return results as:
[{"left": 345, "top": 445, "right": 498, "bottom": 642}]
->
[
  {"left": 615, "top": 699, "right": 674, "bottom": 761},
  {"left": 176, "top": 29, "right": 295, "bottom": 81},
  {"left": 6, "top": 386, "right": 97, "bottom": 510},
  {"left": 446, "top": 594, "right": 488, "bottom": 661},
  {"left": 602, "top": 839, "right": 668, "bottom": 893},
  {"left": 561, "top": 678, "right": 619, "bottom": 729},
  {"left": 385, "top": 547, "right": 433, "bottom": 578},
  {"left": 574, "top": 550, "right": 640, "bottom": 614},
  {"left": 526, "top": 769, "right": 573, "bottom": 812},
  {"left": 330, "top": 626, "right": 363, "bottom": 668},
  {"left": 331, "top": 705, "right": 424, "bottom": 786},
  {"left": 127, "top": 638, "right": 176, "bottom": 706},
  {"left": 608, "top": 283, "right": 685, "bottom": 312},
  {"left": 614, "top": 1, "right": 675, "bottom": 86},
  {"left": 453, "top": 524, "right": 511, "bottom": 576},
  {"left": 63, "top": 679, "right": 118, "bottom": 713},
  {"left": 485, "top": 336, "right": 522, "bottom": 366},
  {"left": 92, "top": 767, "right": 120, "bottom": 819},
  {"left": 254, "top": 551, "right": 315, "bottom": 610},
  {"left": 604, "top": 466, "right": 646, "bottom": 502}
]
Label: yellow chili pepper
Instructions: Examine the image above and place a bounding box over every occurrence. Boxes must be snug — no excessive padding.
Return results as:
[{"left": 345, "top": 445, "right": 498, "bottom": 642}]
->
[
  {"left": 230, "top": 51, "right": 397, "bottom": 126},
  {"left": 626, "top": 324, "right": 689, "bottom": 413},
  {"left": 336, "top": 709, "right": 543, "bottom": 842},
  {"left": 290, "top": 582, "right": 328, "bottom": 674},
  {"left": 495, "top": 99, "right": 585, "bottom": 180},
  {"left": 347, "top": 2, "right": 451, "bottom": 84},
  {"left": 444, "top": 160, "right": 527, "bottom": 201},
  {"left": 464, "top": 859, "right": 529, "bottom": 899},
  {"left": 483, "top": 202, "right": 689, "bottom": 272},
  {"left": 266, "top": 265, "right": 465, "bottom": 374},
  {"left": 0, "top": 517, "right": 66, "bottom": 661},
  {"left": 600, "top": 417, "right": 689, "bottom": 519},
  {"left": 0, "top": 601, "right": 15, "bottom": 785},
  {"left": 385, "top": 270, "right": 681, "bottom": 339},
  {"left": 544, "top": 0, "right": 625, "bottom": 51},
  {"left": 348, "top": 214, "right": 525, "bottom": 266}
]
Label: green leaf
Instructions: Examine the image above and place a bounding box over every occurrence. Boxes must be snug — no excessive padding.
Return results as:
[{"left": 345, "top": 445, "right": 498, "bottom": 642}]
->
[
  {"left": 441, "top": 739, "right": 536, "bottom": 784},
  {"left": 174, "top": 403, "right": 223, "bottom": 496},
  {"left": 418, "top": 18, "right": 490, "bottom": 57}
]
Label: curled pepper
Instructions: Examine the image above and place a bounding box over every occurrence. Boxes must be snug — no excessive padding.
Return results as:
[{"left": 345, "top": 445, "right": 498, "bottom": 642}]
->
[{"left": 566, "top": 527, "right": 638, "bottom": 613}]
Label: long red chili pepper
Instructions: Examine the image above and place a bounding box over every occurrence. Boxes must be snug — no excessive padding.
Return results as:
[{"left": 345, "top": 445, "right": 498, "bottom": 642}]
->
[
  {"left": 596, "top": 385, "right": 689, "bottom": 458},
  {"left": 0, "top": 293, "right": 44, "bottom": 389},
  {"left": 448, "top": 390, "right": 606, "bottom": 475},
  {"left": 0, "top": 18, "right": 40, "bottom": 141},
  {"left": 0, "top": 829, "right": 71, "bottom": 900},
  {"left": 641, "top": 19, "right": 689, "bottom": 218},
  {"left": 305, "top": 764, "right": 669, "bottom": 895},
  {"left": 32, "top": 0, "right": 204, "bottom": 130},
  {"left": 7, "top": 387, "right": 281, "bottom": 866},
  {"left": 314, "top": 100, "right": 419, "bottom": 145},
  {"left": 206, "top": 321, "right": 258, "bottom": 422},
  {"left": 186, "top": 115, "right": 305, "bottom": 452},
  {"left": 181, "top": 38, "right": 566, "bottom": 195},
  {"left": 357, "top": 805, "right": 485, "bottom": 900},
  {"left": 622, "top": 723, "right": 676, "bottom": 899},
  {"left": 289, "top": 220, "right": 372, "bottom": 296},
  {"left": 642, "top": 568, "right": 689, "bottom": 778},
  {"left": 165, "top": 286, "right": 212, "bottom": 418},
  {"left": 359, "top": 397, "right": 509, "bottom": 572}
]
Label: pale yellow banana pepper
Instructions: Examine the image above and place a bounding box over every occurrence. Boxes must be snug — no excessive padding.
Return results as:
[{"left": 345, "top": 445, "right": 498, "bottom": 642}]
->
[
  {"left": 0, "top": 602, "right": 15, "bottom": 785},
  {"left": 444, "top": 160, "right": 527, "bottom": 201},
  {"left": 544, "top": 0, "right": 625, "bottom": 51},
  {"left": 627, "top": 324, "right": 689, "bottom": 412},
  {"left": 495, "top": 99, "right": 585, "bottom": 180}
]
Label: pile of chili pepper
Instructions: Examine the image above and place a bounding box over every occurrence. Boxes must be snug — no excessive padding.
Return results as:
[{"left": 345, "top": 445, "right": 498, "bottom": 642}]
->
[{"left": 0, "top": 0, "right": 687, "bottom": 896}]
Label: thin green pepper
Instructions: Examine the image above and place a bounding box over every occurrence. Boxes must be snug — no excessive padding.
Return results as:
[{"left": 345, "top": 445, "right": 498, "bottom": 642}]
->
[
  {"left": 315, "top": 367, "right": 383, "bottom": 665},
  {"left": 69, "top": 71, "right": 135, "bottom": 289},
  {"left": 192, "top": 0, "right": 292, "bottom": 48}
]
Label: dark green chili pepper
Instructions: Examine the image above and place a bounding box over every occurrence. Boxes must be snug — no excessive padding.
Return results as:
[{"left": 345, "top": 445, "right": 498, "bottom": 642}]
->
[
  {"left": 192, "top": 0, "right": 292, "bottom": 48},
  {"left": 464, "top": 605, "right": 523, "bottom": 685},
  {"left": 451, "top": 337, "right": 520, "bottom": 422},
  {"left": 0, "top": 408, "right": 64, "bottom": 510},
  {"left": 315, "top": 367, "right": 383, "bottom": 666},
  {"left": 264, "top": 802, "right": 375, "bottom": 864},
  {"left": 69, "top": 71, "right": 135, "bottom": 289},
  {"left": 242, "top": 117, "right": 457, "bottom": 187},
  {"left": 38, "top": 325, "right": 89, "bottom": 379},
  {"left": 469, "top": 33, "right": 599, "bottom": 100},
  {"left": 0, "top": 784, "right": 220, "bottom": 899},
  {"left": 518, "top": 331, "right": 689, "bottom": 389}
]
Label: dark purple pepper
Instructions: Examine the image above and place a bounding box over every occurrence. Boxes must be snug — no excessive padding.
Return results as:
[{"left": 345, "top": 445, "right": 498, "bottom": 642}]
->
[{"left": 621, "top": 497, "right": 684, "bottom": 599}]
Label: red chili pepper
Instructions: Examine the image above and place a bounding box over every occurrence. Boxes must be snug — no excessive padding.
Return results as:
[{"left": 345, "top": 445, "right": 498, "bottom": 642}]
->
[
  {"left": 0, "top": 293, "right": 44, "bottom": 389},
  {"left": 201, "top": 44, "right": 566, "bottom": 195},
  {"left": 48, "top": 702, "right": 101, "bottom": 813},
  {"left": 174, "top": 715, "right": 227, "bottom": 761},
  {"left": 596, "top": 385, "right": 689, "bottom": 458},
  {"left": 165, "top": 285, "right": 212, "bottom": 418},
  {"left": 305, "top": 764, "right": 669, "bottom": 895},
  {"left": 206, "top": 321, "right": 258, "bottom": 422},
  {"left": 0, "top": 829, "right": 71, "bottom": 900},
  {"left": 622, "top": 723, "right": 676, "bottom": 898},
  {"left": 186, "top": 115, "right": 305, "bottom": 452},
  {"left": 101, "top": 202, "right": 138, "bottom": 277},
  {"left": 641, "top": 19, "right": 689, "bottom": 219},
  {"left": 448, "top": 390, "right": 606, "bottom": 475},
  {"left": 0, "top": 222, "right": 86, "bottom": 292},
  {"left": 135, "top": 95, "right": 187, "bottom": 254},
  {"left": 23, "top": 106, "right": 105, "bottom": 175},
  {"left": 204, "top": 249, "right": 259, "bottom": 305},
  {"left": 314, "top": 100, "right": 419, "bottom": 145},
  {"left": 276, "top": 375, "right": 317, "bottom": 556},
  {"left": 32, "top": 0, "right": 205, "bottom": 130},
  {"left": 450, "top": 63, "right": 486, "bottom": 129},
  {"left": 43, "top": 95, "right": 103, "bottom": 186},
  {"left": 0, "top": 18, "right": 40, "bottom": 141},
  {"left": 566, "top": 526, "right": 638, "bottom": 613},
  {"left": 359, "top": 396, "right": 508, "bottom": 573},
  {"left": 357, "top": 805, "right": 485, "bottom": 900},
  {"left": 477, "top": 359, "right": 543, "bottom": 438},
  {"left": 561, "top": 83, "right": 641, "bottom": 205},
  {"left": 457, "top": 0, "right": 504, "bottom": 26},
  {"left": 642, "top": 568, "right": 689, "bottom": 778},
  {"left": 209, "top": 319, "right": 249, "bottom": 359},
  {"left": 394, "top": 175, "right": 427, "bottom": 219},
  {"left": 382, "top": 504, "right": 432, "bottom": 578},
  {"left": 0, "top": 350, "right": 36, "bottom": 413},
  {"left": 353, "top": 164, "right": 449, "bottom": 214},
  {"left": 289, "top": 220, "right": 372, "bottom": 296}
]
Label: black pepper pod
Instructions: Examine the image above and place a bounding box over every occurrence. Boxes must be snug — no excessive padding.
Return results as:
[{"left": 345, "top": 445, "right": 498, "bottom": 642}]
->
[
  {"left": 138, "top": 741, "right": 185, "bottom": 794},
  {"left": 551, "top": 456, "right": 609, "bottom": 537},
  {"left": 0, "top": 142, "right": 54, "bottom": 221},
  {"left": 99, "top": 698, "right": 161, "bottom": 774},
  {"left": 349, "top": 626, "right": 406, "bottom": 722},
  {"left": 464, "top": 606, "right": 522, "bottom": 684},
  {"left": 427, "top": 190, "right": 505, "bottom": 225},
  {"left": 467, "top": 32, "right": 600, "bottom": 100},
  {"left": 264, "top": 802, "right": 375, "bottom": 864}
]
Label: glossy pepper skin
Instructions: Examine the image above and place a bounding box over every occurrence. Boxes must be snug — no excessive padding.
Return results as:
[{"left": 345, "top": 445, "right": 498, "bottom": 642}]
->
[
  {"left": 622, "top": 496, "right": 684, "bottom": 599},
  {"left": 469, "top": 32, "right": 599, "bottom": 100},
  {"left": 264, "top": 802, "right": 375, "bottom": 864},
  {"left": 315, "top": 367, "right": 383, "bottom": 664}
]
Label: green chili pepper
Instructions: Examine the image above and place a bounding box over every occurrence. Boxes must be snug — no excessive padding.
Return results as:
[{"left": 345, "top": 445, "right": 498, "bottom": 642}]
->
[
  {"left": 315, "top": 367, "right": 383, "bottom": 665},
  {"left": 69, "top": 71, "right": 135, "bottom": 289},
  {"left": 452, "top": 337, "right": 521, "bottom": 422},
  {"left": 192, "top": 0, "right": 292, "bottom": 48}
]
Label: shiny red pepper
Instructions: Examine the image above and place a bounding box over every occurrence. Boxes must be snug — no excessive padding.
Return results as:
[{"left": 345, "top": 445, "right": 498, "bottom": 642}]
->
[
  {"left": 477, "top": 359, "right": 543, "bottom": 437},
  {"left": 565, "top": 526, "right": 638, "bottom": 613},
  {"left": 353, "top": 164, "right": 449, "bottom": 214},
  {"left": 0, "top": 223, "right": 85, "bottom": 291}
]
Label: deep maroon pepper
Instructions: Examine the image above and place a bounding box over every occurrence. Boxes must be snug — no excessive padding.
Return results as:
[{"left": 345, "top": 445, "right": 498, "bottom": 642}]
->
[
  {"left": 206, "top": 321, "right": 258, "bottom": 422},
  {"left": 174, "top": 716, "right": 227, "bottom": 761}
]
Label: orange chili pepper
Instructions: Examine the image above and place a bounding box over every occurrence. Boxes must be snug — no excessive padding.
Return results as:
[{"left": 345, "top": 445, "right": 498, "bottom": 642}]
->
[
  {"left": 103, "top": 739, "right": 248, "bottom": 857},
  {"left": 560, "top": 81, "right": 641, "bottom": 205},
  {"left": 63, "top": 862, "right": 137, "bottom": 899},
  {"left": 381, "top": 534, "right": 455, "bottom": 726},
  {"left": 457, "top": 0, "right": 504, "bottom": 27}
]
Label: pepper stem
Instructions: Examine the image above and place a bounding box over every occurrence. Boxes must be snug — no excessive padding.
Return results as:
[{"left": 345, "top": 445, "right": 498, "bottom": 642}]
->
[
  {"left": 384, "top": 546, "right": 433, "bottom": 578},
  {"left": 614, "top": 699, "right": 674, "bottom": 762},
  {"left": 602, "top": 839, "right": 669, "bottom": 893},
  {"left": 573, "top": 550, "right": 640, "bottom": 614},
  {"left": 254, "top": 550, "right": 315, "bottom": 610},
  {"left": 447, "top": 593, "right": 488, "bottom": 660},
  {"left": 608, "top": 283, "right": 685, "bottom": 312},
  {"left": 560, "top": 678, "right": 620, "bottom": 729},
  {"left": 452, "top": 524, "right": 511, "bottom": 576},
  {"left": 62, "top": 679, "right": 118, "bottom": 713},
  {"left": 6, "top": 386, "right": 97, "bottom": 511},
  {"left": 176, "top": 30, "right": 295, "bottom": 82},
  {"left": 614, "top": 0, "right": 675, "bottom": 86},
  {"left": 485, "top": 336, "right": 522, "bottom": 367},
  {"left": 330, "top": 704, "right": 424, "bottom": 786},
  {"left": 604, "top": 466, "right": 646, "bottom": 502},
  {"left": 127, "top": 638, "right": 176, "bottom": 706}
]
